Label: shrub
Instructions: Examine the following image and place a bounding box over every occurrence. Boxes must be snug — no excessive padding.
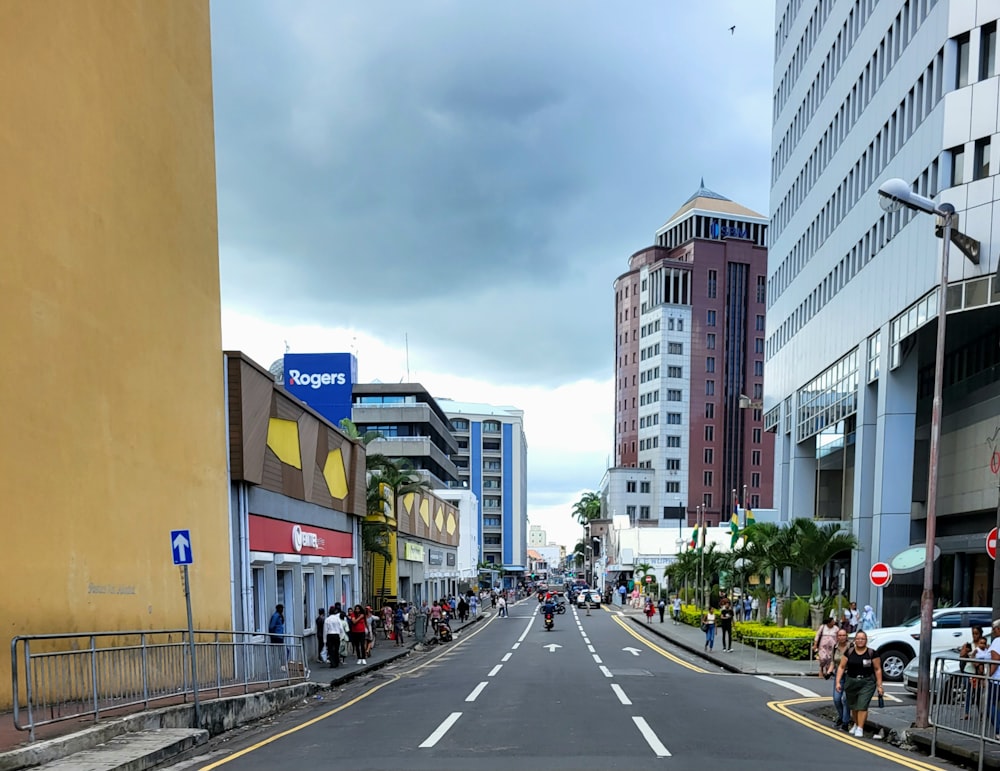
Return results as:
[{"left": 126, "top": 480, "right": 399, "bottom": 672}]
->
[
  {"left": 733, "top": 621, "right": 813, "bottom": 660},
  {"left": 786, "top": 596, "right": 810, "bottom": 627}
]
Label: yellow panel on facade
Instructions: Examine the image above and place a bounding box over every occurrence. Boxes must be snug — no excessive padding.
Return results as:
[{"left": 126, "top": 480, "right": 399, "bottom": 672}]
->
[
  {"left": 402, "top": 493, "right": 414, "bottom": 514},
  {"left": 434, "top": 505, "right": 444, "bottom": 531},
  {"left": 446, "top": 512, "right": 456, "bottom": 535},
  {"left": 323, "top": 448, "right": 349, "bottom": 499},
  {"left": 419, "top": 498, "right": 430, "bottom": 526},
  {"left": 267, "top": 418, "right": 302, "bottom": 468}
]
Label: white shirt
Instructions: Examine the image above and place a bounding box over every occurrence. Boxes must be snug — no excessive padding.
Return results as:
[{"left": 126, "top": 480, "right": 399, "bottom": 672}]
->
[
  {"left": 988, "top": 636, "right": 1000, "bottom": 679},
  {"left": 324, "top": 613, "right": 345, "bottom": 636}
]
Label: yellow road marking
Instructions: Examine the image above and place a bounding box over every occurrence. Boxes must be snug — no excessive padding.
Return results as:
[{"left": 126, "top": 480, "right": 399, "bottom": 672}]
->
[
  {"left": 197, "top": 614, "right": 496, "bottom": 769},
  {"left": 768, "top": 698, "right": 949, "bottom": 770},
  {"left": 611, "top": 614, "right": 710, "bottom": 673}
]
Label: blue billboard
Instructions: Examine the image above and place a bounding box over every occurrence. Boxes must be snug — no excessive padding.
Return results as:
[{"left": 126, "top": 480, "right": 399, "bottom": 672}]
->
[{"left": 283, "top": 352, "right": 357, "bottom": 428}]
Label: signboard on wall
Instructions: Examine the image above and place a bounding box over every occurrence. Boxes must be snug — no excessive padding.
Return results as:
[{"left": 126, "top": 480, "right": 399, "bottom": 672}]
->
[
  {"left": 428, "top": 549, "right": 443, "bottom": 566},
  {"left": 282, "top": 352, "right": 357, "bottom": 427},
  {"left": 248, "top": 514, "right": 353, "bottom": 558},
  {"left": 446, "top": 553, "right": 456, "bottom": 567},
  {"left": 403, "top": 542, "right": 425, "bottom": 561}
]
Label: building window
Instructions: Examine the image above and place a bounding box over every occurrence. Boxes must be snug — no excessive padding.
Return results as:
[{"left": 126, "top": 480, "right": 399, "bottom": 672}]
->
[
  {"left": 756, "top": 274, "right": 766, "bottom": 304},
  {"left": 755, "top": 337, "right": 764, "bottom": 354},
  {"left": 626, "top": 505, "right": 636, "bottom": 519},
  {"left": 703, "top": 493, "right": 713, "bottom": 507},
  {"left": 703, "top": 471, "right": 713, "bottom": 486},
  {"left": 666, "top": 435, "right": 681, "bottom": 447},
  {"left": 640, "top": 481, "right": 651, "bottom": 493},
  {"left": 753, "top": 428, "right": 762, "bottom": 443},
  {"left": 639, "top": 506, "right": 651, "bottom": 519},
  {"left": 707, "top": 310, "right": 717, "bottom": 326},
  {"left": 707, "top": 333, "right": 716, "bottom": 350},
  {"left": 668, "top": 342, "right": 683, "bottom": 355},
  {"left": 956, "top": 32, "right": 971, "bottom": 88},
  {"left": 706, "top": 380, "right": 715, "bottom": 396},
  {"left": 754, "top": 360, "right": 764, "bottom": 376},
  {"left": 705, "top": 403, "right": 714, "bottom": 419},
  {"left": 665, "top": 458, "right": 681, "bottom": 470},
  {"left": 704, "top": 448, "right": 713, "bottom": 464},
  {"left": 755, "top": 314, "right": 765, "bottom": 331},
  {"left": 707, "top": 269, "right": 717, "bottom": 299},
  {"left": 667, "top": 412, "right": 682, "bottom": 424},
  {"left": 668, "top": 365, "right": 683, "bottom": 378},
  {"left": 626, "top": 481, "right": 637, "bottom": 493},
  {"left": 668, "top": 318, "right": 675, "bottom": 330},
  {"left": 705, "top": 425, "right": 714, "bottom": 441},
  {"left": 706, "top": 357, "right": 716, "bottom": 373},
  {"left": 678, "top": 319, "right": 684, "bottom": 331},
  {"left": 665, "top": 481, "right": 680, "bottom": 493},
  {"left": 751, "top": 495, "right": 759, "bottom": 509},
  {"left": 982, "top": 22, "right": 997, "bottom": 80},
  {"left": 667, "top": 389, "right": 682, "bottom": 401},
  {"left": 751, "top": 472, "right": 761, "bottom": 488},
  {"left": 975, "top": 137, "right": 991, "bottom": 180},
  {"left": 951, "top": 144, "right": 966, "bottom": 186},
  {"left": 751, "top": 450, "right": 761, "bottom": 465}
]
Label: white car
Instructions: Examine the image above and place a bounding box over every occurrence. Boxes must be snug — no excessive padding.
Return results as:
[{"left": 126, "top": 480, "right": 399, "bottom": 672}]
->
[
  {"left": 865, "top": 606, "right": 991, "bottom": 681},
  {"left": 577, "top": 590, "right": 601, "bottom": 609},
  {"left": 901, "top": 650, "right": 964, "bottom": 696}
]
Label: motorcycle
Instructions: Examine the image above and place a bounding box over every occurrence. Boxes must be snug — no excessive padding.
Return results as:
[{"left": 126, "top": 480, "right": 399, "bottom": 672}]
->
[
  {"left": 554, "top": 601, "right": 566, "bottom": 615},
  {"left": 437, "top": 619, "right": 453, "bottom": 643},
  {"left": 543, "top": 611, "right": 554, "bottom": 631}
]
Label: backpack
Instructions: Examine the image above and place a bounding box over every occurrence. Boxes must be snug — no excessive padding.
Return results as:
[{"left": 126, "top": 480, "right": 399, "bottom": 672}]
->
[{"left": 658, "top": 599, "right": 666, "bottom": 609}]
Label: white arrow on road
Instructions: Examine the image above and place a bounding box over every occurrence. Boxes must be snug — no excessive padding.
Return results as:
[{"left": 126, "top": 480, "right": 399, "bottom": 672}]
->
[
  {"left": 544, "top": 644, "right": 562, "bottom": 652},
  {"left": 172, "top": 532, "right": 190, "bottom": 562},
  {"left": 622, "top": 647, "right": 642, "bottom": 656}
]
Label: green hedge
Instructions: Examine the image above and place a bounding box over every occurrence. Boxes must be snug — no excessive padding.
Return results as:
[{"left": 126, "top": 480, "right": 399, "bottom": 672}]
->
[{"left": 679, "top": 605, "right": 813, "bottom": 660}]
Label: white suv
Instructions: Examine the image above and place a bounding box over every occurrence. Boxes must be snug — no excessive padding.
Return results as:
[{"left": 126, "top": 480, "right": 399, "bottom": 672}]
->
[{"left": 865, "top": 607, "right": 991, "bottom": 681}]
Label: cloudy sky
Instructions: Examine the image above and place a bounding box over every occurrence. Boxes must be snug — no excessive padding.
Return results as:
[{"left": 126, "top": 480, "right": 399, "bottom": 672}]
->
[{"left": 210, "top": 1, "right": 776, "bottom": 549}]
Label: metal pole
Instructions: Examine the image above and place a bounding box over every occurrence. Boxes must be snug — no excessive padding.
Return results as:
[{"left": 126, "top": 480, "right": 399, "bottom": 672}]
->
[
  {"left": 915, "top": 208, "right": 952, "bottom": 729},
  {"left": 992, "top": 432, "right": 1000, "bottom": 624},
  {"left": 184, "top": 565, "right": 201, "bottom": 727}
]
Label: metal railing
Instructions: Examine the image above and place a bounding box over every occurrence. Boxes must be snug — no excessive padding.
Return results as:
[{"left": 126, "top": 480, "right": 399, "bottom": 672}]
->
[
  {"left": 730, "top": 635, "right": 814, "bottom": 672},
  {"left": 930, "top": 656, "right": 999, "bottom": 771},
  {"left": 11, "top": 629, "right": 309, "bottom": 741}
]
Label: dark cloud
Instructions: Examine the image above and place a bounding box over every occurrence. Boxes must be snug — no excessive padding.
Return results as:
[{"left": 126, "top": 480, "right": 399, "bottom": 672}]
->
[{"left": 211, "top": 1, "right": 774, "bottom": 386}]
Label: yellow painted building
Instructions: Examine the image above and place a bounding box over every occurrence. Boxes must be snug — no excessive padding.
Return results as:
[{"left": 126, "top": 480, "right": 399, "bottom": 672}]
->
[{"left": 0, "top": 2, "right": 230, "bottom": 710}]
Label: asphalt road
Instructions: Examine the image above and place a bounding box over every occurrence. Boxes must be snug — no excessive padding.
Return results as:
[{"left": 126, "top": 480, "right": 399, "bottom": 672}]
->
[{"left": 167, "top": 602, "right": 959, "bottom": 771}]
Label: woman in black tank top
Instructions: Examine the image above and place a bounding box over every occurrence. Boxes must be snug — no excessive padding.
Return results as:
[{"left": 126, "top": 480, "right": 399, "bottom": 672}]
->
[{"left": 834, "top": 630, "right": 884, "bottom": 738}]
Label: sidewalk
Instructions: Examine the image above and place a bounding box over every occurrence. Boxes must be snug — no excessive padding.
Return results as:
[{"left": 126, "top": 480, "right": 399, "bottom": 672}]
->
[
  {"left": 0, "top": 610, "right": 487, "bottom": 770},
  {"left": 615, "top": 599, "right": 1000, "bottom": 768}
]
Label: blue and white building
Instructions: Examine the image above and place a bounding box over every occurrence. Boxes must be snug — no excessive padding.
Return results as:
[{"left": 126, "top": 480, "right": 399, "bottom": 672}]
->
[
  {"left": 766, "top": 0, "right": 1000, "bottom": 623},
  {"left": 438, "top": 399, "right": 528, "bottom": 582}
]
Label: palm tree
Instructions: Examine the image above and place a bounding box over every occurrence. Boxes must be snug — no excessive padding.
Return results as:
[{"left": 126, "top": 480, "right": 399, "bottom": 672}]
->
[
  {"left": 634, "top": 561, "right": 653, "bottom": 595},
  {"left": 741, "top": 521, "right": 797, "bottom": 626},
  {"left": 572, "top": 491, "right": 601, "bottom": 525},
  {"left": 789, "top": 518, "right": 859, "bottom": 624},
  {"left": 665, "top": 549, "right": 699, "bottom": 602}
]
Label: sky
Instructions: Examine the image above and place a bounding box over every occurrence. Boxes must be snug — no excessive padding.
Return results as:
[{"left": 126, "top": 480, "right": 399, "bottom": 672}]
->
[{"left": 210, "top": 1, "right": 776, "bottom": 550}]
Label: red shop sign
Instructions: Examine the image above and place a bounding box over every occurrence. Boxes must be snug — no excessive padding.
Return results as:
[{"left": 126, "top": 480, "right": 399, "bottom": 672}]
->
[{"left": 249, "top": 514, "right": 353, "bottom": 559}]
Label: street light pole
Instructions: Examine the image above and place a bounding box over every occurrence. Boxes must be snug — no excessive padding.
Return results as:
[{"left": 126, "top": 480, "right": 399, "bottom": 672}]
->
[{"left": 876, "top": 178, "right": 973, "bottom": 730}]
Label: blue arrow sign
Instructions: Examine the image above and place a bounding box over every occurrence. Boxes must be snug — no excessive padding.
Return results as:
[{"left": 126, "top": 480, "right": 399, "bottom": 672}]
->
[{"left": 171, "top": 530, "right": 193, "bottom": 565}]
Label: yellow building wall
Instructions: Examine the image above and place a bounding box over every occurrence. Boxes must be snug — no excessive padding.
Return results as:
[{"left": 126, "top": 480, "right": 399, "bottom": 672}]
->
[{"left": 0, "top": 2, "right": 230, "bottom": 710}]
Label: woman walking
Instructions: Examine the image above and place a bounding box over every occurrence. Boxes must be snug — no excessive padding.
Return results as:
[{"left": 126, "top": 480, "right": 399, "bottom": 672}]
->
[
  {"left": 829, "top": 627, "right": 851, "bottom": 730},
  {"left": 347, "top": 605, "right": 368, "bottom": 665},
  {"left": 702, "top": 607, "right": 717, "bottom": 652},
  {"left": 813, "top": 616, "right": 839, "bottom": 678},
  {"left": 834, "top": 630, "right": 884, "bottom": 738}
]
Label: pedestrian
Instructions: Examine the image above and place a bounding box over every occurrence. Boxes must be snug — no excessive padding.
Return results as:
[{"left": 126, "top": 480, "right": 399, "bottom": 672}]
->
[
  {"left": 347, "top": 605, "right": 368, "bottom": 665},
  {"left": 960, "top": 627, "right": 985, "bottom": 720},
  {"left": 742, "top": 596, "right": 752, "bottom": 621},
  {"left": 315, "top": 607, "right": 326, "bottom": 662},
  {"left": 618, "top": 584, "right": 627, "bottom": 606},
  {"left": 672, "top": 596, "right": 682, "bottom": 624},
  {"left": 830, "top": 627, "right": 851, "bottom": 730},
  {"left": 393, "top": 604, "right": 405, "bottom": 647},
  {"left": 702, "top": 607, "right": 717, "bottom": 652},
  {"left": 498, "top": 594, "right": 508, "bottom": 617},
  {"left": 834, "top": 629, "right": 884, "bottom": 738},
  {"left": 719, "top": 601, "right": 734, "bottom": 652},
  {"left": 845, "top": 601, "right": 860, "bottom": 633},
  {"left": 490, "top": 591, "right": 497, "bottom": 609},
  {"left": 813, "top": 617, "right": 839, "bottom": 678},
  {"left": 987, "top": 618, "right": 1000, "bottom": 733},
  {"left": 644, "top": 599, "right": 655, "bottom": 624},
  {"left": 458, "top": 596, "right": 469, "bottom": 622},
  {"left": 382, "top": 604, "right": 394, "bottom": 640},
  {"left": 268, "top": 604, "right": 285, "bottom": 644},
  {"left": 470, "top": 594, "right": 478, "bottom": 618},
  {"left": 751, "top": 596, "right": 759, "bottom": 621},
  {"left": 364, "top": 606, "right": 377, "bottom": 657},
  {"left": 324, "top": 605, "right": 344, "bottom": 668},
  {"left": 657, "top": 597, "right": 666, "bottom": 623},
  {"left": 860, "top": 604, "right": 877, "bottom": 632}
]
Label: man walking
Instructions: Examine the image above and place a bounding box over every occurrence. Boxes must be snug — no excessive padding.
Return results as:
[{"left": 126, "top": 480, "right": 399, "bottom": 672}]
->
[
  {"left": 672, "top": 596, "right": 682, "bottom": 624},
  {"left": 498, "top": 595, "right": 508, "bottom": 617},
  {"left": 315, "top": 607, "right": 326, "bottom": 662},
  {"left": 657, "top": 597, "right": 666, "bottom": 623},
  {"left": 324, "top": 604, "right": 344, "bottom": 668},
  {"left": 618, "top": 584, "right": 627, "bottom": 606},
  {"left": 719, "top": 600, "right": 734, "bottom": 652}
]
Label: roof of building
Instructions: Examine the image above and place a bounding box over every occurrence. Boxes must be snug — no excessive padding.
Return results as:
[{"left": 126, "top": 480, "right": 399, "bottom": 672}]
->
[
  {"left": 660, "top": 179, "right": 766, "bottom": 229},
  {"left": 436, "top": 398, "right": 524, "bottom": 418}
]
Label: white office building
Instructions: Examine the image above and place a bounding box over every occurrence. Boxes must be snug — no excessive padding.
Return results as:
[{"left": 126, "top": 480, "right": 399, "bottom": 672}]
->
[{"left": 766, "top": 0, "right": 1000, "bottom": 623}]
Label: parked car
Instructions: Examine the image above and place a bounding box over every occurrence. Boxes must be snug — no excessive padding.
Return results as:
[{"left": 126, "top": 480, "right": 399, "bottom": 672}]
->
[
  {"left": 577, "top": 590, "right": 601, "bottom": 609},
  {"left": 865, "top": 606, "right": 991, "bottom": 681},
  {"left": 901, "top": 649, "right": 964, "bottom": 696}
]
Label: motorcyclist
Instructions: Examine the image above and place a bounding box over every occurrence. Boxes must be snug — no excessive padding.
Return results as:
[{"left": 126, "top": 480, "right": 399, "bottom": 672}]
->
[{"left": 542, "top": 597, "right": 556, "bottom": 626}]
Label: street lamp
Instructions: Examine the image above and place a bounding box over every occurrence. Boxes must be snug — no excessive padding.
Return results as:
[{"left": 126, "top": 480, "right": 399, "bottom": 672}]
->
[{"left": 876, "top": 178, "right": 978, "bottom": 729}]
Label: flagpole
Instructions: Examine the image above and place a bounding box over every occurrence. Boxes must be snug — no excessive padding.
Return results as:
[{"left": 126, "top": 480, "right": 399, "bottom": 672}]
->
[{"left": 743, "top": 484, "right": 748, "bottom": 525}]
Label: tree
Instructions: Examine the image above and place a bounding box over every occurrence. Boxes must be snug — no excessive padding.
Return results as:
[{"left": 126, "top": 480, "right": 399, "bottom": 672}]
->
[
  {"left": 634, "top": 561, "right": 653, "bottom": 593},
  {"left": 740, "top": 521, "right": 797, "bottom": 626},
  {"left": 572, "top": 491, "right": 601, "bottom": 526},
  {"left": 789, "top": 518, "right": 859, "bottom": 624}
]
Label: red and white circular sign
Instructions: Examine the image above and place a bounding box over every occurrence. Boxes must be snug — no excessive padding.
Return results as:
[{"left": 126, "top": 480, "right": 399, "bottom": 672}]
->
[
  {"left": 870, "top": 562, "right": 892, "bottom": 587},
  {"left": 988, "top": 527, "right": 998, "bottom": 561},
  {"left": 645, "top": 576, "right": 653, "bottom": 582}
]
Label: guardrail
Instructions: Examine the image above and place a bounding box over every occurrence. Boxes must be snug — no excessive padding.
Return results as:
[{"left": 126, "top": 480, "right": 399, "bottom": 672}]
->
[
  {"left": 11, "top": 629, "right": 308, "bottom": 741},
  {"left": 930, "top": 656, "right": 999, "bottom": 771},
  {"left": 730, "top": 635, "right": 814, "bottom": 672}
]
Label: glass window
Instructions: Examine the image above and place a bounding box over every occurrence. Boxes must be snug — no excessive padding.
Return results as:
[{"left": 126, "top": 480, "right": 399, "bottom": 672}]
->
[
  {"left": 707, "top": 333, "right": 716, "bottom": 350},
  {"left": 703, "top": 471, "right": 713, "bottom": 486},
  {"left": 707, "top": 310, "right": 717, "bottom": 326},
  {"left": 956, "top": 32, "right": 971, "bottom": 88},
  {"left": 951, "top": 144, "right": 966, "bottom": 186},
  {"left": 708, "top": 270, "right": 717, "bottom": 299},
  {"left": 975, "top": 137, "right": 990, "bottom": 180},
  {"left": 705, "top": 403, "right": 714, "bottom": 419},
  {"left": 705, "top": 425, "right": 714, "bottom": 441},
  {"left": 640, "top": 506, "right": 651, "bottom": 519},
  {"left": 665, "top": 481, "right": 680, "bottom": 493},
  {"left": 706, "top": 357, "right": 716, "bottom": 373},
  {"left": 981, "top": 23, "right": 997, "bottom": 80},
  {"left": 706, "top": 380, "right": 715, "bottom": 396},
  {"left": 640, "top": 481, "right": 651, "bottom": 493},
  {"left": 626, "top": 481, "right": 637, "bottom": 492},
  {"left": 704, "top": 448, "right": 713, "bottom": 463}
]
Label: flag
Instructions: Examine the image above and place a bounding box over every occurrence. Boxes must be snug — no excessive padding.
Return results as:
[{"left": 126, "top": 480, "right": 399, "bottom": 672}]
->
[
  {"left": 746, "top": 508, "right": 755, "bottom": 526},
  {"left": 689, "top": 523, "right": 699, "bottom": 549},
  {"left": 729, "top": 511, "right": 740, "bottom": 548}
]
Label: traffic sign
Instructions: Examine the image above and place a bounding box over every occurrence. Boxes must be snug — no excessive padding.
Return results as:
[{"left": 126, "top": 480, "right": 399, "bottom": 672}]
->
[
  {"left": 645, "top": 576, "right": 653, "bottom": 583},
  {"left": 171, "top": 530, "right": 193, "bottom": 565},
  {"left": 989, "top": 527, "right": 998, "bottom": 561},
  {"left": 870, "top": 562, "right": 892, "bottom": 587}
]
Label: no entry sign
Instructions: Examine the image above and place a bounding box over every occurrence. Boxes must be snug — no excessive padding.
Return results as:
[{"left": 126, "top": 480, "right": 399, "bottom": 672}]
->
[
  {"left": 988, "top": 527, "right": 998, "bottom": 561},
  {"left": 870, "top": 562, "right": 892, "bottom": 587}
]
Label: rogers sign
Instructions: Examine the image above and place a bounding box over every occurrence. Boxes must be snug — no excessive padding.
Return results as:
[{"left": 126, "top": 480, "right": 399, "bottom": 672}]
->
[{"left": 287, "top": 369, "right": 347, "bottom": 389}]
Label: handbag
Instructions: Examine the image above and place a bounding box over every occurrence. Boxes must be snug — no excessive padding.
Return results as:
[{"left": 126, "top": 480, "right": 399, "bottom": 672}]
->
[
  {"left": 339, "top": 636, "right": 349, "bottom": 658},
  {"left": 877, "top": 692, "right": 885, "bottom": 708},
  {"left": 700, "top": 622, "right": 708, "bottom": 632}
]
